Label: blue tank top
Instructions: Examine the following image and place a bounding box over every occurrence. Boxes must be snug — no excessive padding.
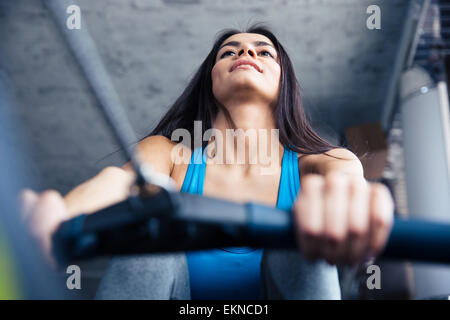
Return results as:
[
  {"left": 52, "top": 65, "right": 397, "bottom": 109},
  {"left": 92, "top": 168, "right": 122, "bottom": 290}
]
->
[{"left": 180, "top": 145, "right": 301, "bottom": 300}]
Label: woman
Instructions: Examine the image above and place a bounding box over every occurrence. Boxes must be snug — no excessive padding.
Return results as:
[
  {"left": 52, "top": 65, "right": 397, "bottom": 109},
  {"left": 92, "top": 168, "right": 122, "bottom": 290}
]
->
[{"left": 22, "top": 24, "right": 394, "bottom": 300}]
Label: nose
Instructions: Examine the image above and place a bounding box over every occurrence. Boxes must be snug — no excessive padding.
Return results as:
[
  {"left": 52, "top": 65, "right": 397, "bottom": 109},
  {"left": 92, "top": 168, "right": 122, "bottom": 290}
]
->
[{"left": 238, "top": 45, "right": 256, "bottom": 58}]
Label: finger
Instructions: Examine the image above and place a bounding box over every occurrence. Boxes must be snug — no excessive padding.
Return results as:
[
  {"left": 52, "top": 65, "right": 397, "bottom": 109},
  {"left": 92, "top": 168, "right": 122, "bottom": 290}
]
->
[
  {"left": 323, "top": 172, "right": 349, "bottom": 265},
  {"left": 19, "top": 188, "right": 40, "bottom": 222},
  {"left": 345, "top": 177, "right": 370, "bottom": 266},
  {"left": 294, "top": 174, "right": 324, "bottom": 261},
  {"left": 33, "top": 190, "right": 67, "bottom": 233},
  {"left": 368, "top": 183, "right": 395, "bottom": 258},
  {"left": 31, "top": 190, "right": 67, "bottom": 267}
]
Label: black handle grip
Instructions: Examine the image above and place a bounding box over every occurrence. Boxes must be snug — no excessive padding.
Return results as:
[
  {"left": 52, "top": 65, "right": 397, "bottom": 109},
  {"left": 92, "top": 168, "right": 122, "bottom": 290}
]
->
[{"left": 52, "top": 190, "right": 450, "bottom": 265}]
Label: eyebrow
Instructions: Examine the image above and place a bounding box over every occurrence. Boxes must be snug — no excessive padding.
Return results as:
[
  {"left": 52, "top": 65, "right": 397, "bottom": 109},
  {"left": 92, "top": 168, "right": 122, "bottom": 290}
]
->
[{"left": 218, "top": 40, "right": 275, "bottom": 51}]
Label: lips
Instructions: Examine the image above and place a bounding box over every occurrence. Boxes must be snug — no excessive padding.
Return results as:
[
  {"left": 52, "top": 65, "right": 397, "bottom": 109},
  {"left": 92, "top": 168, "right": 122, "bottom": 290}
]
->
[{"left": 230, "top": 59, "right": 262, "bottom": 73}]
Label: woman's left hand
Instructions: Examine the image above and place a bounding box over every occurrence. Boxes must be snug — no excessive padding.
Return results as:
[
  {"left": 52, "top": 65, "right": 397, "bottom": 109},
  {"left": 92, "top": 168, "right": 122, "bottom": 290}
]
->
[{"left": 292, "top": 171, "right": 394, "bottom": 266}]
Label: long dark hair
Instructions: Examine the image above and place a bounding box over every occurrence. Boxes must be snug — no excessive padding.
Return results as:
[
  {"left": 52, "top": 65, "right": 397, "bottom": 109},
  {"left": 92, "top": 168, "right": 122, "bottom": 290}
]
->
[{"left": 148, "top": 23, "right": 341, "bottom": 156}]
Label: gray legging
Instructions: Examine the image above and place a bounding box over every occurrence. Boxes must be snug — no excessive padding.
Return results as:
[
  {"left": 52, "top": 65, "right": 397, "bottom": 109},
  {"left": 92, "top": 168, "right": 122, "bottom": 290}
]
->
[{"left": 95, "top": 249, "right": 341, "bottom": 300}]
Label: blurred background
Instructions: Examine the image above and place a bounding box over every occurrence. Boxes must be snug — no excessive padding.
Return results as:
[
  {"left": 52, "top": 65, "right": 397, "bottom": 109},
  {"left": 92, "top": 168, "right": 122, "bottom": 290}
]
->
[{"left": 1, "top": 0, "right": 450, "bottom": 299}]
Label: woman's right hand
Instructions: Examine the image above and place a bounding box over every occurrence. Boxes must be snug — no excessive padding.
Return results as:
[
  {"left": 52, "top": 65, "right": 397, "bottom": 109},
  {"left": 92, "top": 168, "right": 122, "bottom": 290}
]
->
[
  {"left": 20, "top": 189, "right": 70, "bottom": 267},
  {"left": 19, "top": 137, "right": 175, "bottom": 267},
  {"left": 19, "top": 166, "right": 138, "bottom": 267}
]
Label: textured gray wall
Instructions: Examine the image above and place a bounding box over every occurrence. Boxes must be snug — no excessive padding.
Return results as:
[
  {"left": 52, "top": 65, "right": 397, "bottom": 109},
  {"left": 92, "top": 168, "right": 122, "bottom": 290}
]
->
[{"left": 0, "top": 0, "right": 407, "bottom": 193}]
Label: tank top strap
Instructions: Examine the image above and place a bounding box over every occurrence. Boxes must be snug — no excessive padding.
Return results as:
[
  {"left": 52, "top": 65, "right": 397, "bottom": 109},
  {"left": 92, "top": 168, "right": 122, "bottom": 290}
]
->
[
  {"left": 180, "top": 147, "right": 207, "bottom": 194},
  {"left": 276, "top": 146, "right": 301, "bottom": 211}
]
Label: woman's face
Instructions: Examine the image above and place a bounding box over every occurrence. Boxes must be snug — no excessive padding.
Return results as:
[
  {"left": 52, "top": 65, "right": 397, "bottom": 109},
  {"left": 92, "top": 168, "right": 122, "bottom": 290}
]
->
[{"left": 211, "top": 33, "right": 281, "bottom": 108}]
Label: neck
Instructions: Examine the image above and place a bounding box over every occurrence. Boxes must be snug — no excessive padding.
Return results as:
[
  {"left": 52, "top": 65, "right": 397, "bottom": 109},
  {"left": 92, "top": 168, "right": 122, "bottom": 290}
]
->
[{"left": 208, "top": 101, "right": 282, "bottom": 175}]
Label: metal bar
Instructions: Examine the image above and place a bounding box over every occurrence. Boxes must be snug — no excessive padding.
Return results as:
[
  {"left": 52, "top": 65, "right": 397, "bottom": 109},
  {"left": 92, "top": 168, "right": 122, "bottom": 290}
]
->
[
  {"left": 381, "top": 0, "right": 427, "bottom": 132},
  {"left": 407, "top": 0, "right": 431, "bottom": 68},
  {"left": 42, "top": 0, "right": 149, "bottom": 186}
]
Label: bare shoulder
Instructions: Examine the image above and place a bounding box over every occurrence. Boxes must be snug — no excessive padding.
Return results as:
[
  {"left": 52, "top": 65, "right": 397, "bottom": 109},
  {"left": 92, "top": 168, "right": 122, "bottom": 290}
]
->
[
  {"left": 137, "top": 135, "right": 177, "bottom": 153},
  {"left": 322, "top": 148, "right": 359, "bottom": 161},
  {"left": 298, "top": 148, "right": 363, "bottom": 177},
  {"left": 123, "top": 135, "right": 179, "bottom": 175}
]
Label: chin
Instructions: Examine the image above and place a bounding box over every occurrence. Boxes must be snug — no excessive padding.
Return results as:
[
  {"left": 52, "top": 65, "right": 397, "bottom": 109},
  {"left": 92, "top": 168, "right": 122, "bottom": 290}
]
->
[
  {"left": 230, "top": 76, "right": 264, "bottom": 90},
  {"left": 214, "top": 78, "right": 275, "bottom": 101},
  {"left": 216, "top": 88, "right": 275, "bottom": 105}
]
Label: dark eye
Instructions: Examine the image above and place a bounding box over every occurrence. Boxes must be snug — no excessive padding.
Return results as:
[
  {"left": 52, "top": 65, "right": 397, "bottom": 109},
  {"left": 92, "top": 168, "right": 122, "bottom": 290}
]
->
[
  {"left": 260, "top": 50, "right": 274, "bottom": 58},
  {"left": 220, "top": 50, "right": 235, "bottom": 59}
]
